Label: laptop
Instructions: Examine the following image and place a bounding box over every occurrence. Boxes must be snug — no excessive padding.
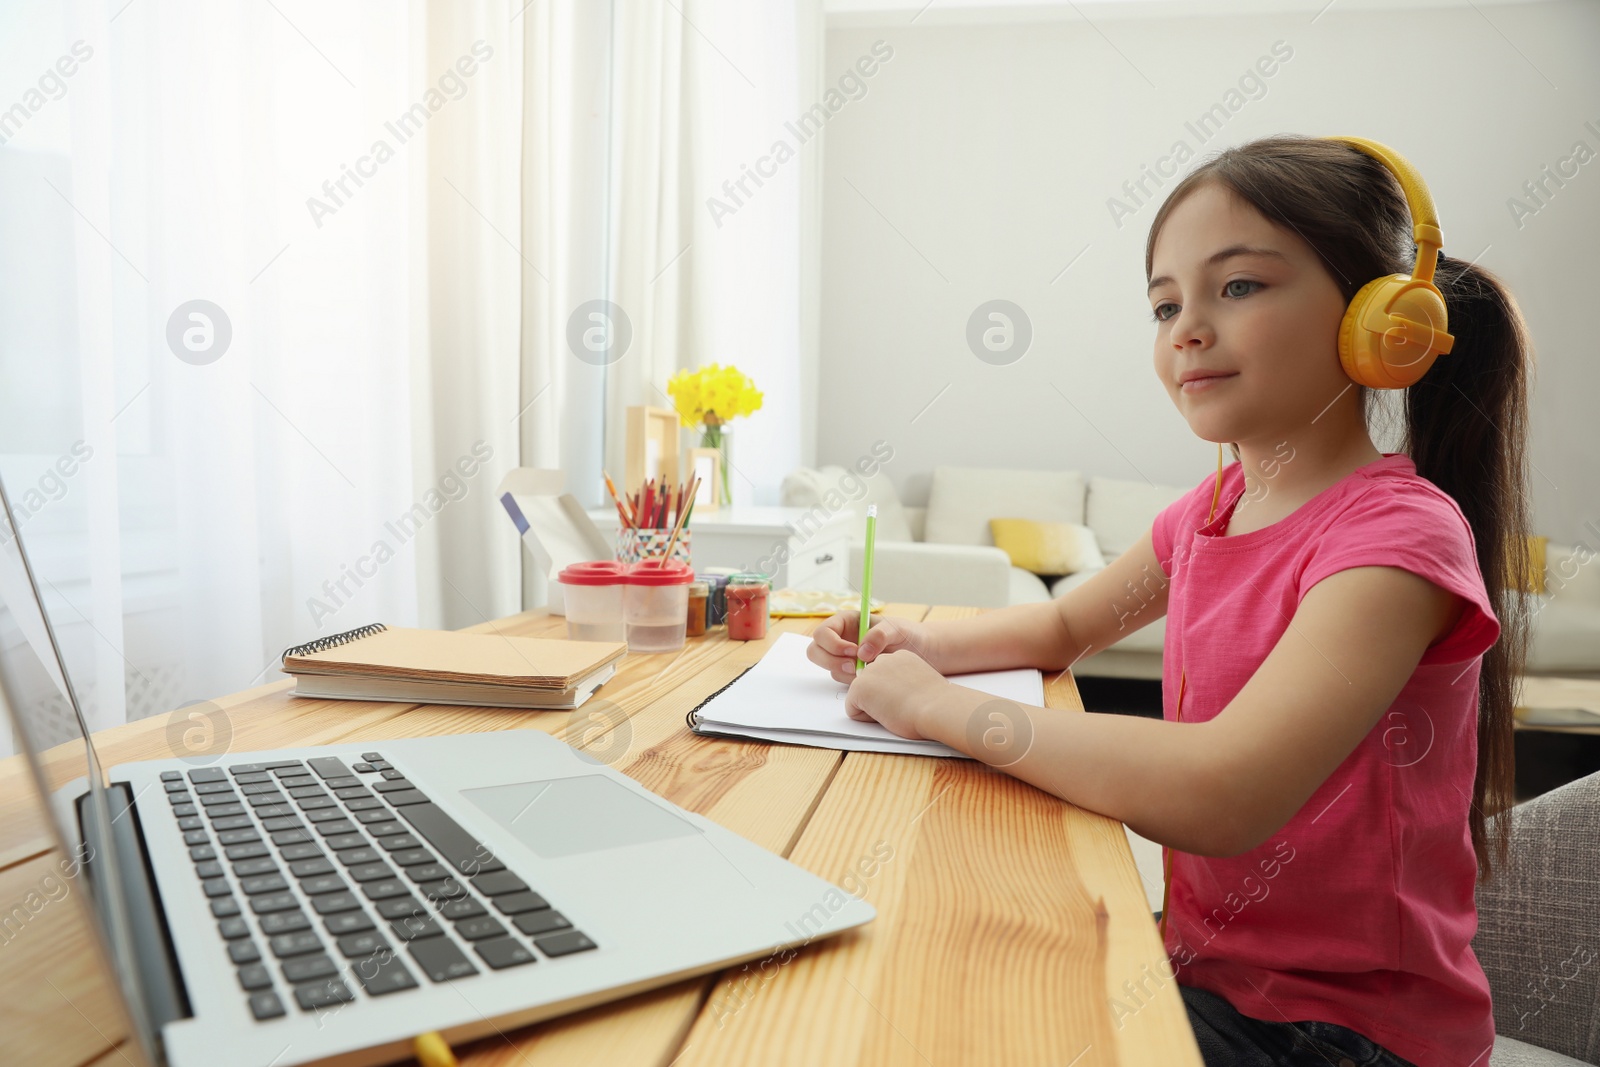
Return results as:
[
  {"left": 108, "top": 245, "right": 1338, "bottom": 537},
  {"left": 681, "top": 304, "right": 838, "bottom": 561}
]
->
[{"left": 0, "top": 474, "right": 874, "bottom": 1067}]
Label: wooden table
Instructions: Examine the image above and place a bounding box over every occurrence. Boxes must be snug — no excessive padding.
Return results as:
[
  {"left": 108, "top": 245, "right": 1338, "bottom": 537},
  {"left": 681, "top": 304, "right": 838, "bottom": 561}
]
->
[
  {"left": 1514, "top": 675, "right": 1600, "bottom": 735},
  {"left": 1, "top": 604, "right": 1201, "bottom": 1066}
]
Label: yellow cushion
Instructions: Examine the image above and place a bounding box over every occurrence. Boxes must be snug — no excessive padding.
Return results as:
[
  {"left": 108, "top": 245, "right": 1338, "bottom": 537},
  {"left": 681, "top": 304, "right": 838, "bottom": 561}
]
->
[
  {"left": 990, "top": 518, "right": 1099, "bottom": 575},
  {"left": 1511, "top": 535, "right": 1547, "bottom": 594}
]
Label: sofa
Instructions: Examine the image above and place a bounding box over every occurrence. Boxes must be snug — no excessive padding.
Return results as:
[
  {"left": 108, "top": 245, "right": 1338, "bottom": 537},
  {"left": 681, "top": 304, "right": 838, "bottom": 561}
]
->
[
  {"left": 781, "top": 464, "right": 1188, "bottom": 680},
  {"left": 1474, "top": 769, "right": 1600, "bottom": 1066},
  {"left": 782, "top": 464, "right": 1600, "bottom": 681}
]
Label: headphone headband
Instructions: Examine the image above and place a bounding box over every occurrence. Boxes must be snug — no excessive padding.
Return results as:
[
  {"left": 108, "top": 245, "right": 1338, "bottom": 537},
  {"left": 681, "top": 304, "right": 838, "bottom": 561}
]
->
[{"left": 1323, "top": 135, "right": 1443, "bottom": 285}]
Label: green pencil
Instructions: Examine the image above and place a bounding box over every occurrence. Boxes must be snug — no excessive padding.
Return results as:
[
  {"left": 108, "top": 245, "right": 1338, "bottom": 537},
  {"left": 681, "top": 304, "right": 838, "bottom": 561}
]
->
[{"left": 856, "top": 504, "right": 877, "bottom": 672}]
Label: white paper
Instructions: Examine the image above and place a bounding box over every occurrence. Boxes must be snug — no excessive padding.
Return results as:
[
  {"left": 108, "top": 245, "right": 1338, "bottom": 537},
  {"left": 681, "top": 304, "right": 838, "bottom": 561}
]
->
[{"left": 692, "top": 631, "right": 1045, "bottom": 758}]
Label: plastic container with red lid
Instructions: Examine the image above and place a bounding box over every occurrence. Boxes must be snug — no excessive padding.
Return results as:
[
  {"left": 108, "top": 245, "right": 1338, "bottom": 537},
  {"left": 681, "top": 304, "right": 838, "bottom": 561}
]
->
[
  {"left": 559, "top": 560, "right": 629, "bottom": 584},
  {"left": 623, "top": 559, "right": 695, "bottom": 652},
  {"left": 557, "top": 561, "right": 627, "bottom": 643}
]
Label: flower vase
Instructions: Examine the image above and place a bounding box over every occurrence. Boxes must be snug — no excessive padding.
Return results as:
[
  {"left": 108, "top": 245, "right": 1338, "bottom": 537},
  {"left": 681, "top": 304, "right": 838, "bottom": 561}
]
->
[{"left": 700, "top": 424, "right": 733, "bottom": 507}]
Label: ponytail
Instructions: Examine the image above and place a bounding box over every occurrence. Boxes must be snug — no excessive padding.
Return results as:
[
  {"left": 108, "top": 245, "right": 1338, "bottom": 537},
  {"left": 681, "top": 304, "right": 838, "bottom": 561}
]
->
[{"left": 1389, "top": 254, "right": 1534, "bottom": 883}]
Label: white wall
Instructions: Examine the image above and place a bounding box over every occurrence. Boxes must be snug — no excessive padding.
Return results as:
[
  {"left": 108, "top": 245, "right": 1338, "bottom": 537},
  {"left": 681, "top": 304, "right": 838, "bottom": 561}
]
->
[{"left": 816, "top": 1, "right": 1600, "bottom": 545}]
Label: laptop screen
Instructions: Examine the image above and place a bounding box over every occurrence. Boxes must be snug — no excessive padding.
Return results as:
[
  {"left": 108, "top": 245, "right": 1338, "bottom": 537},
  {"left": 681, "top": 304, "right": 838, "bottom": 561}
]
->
[{"left": 0, "top": 480, "right": 153, "bottom": 1066}]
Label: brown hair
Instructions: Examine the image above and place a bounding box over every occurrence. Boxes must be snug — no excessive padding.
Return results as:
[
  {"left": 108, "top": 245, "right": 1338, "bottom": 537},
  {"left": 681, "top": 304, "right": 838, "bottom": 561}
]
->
[{"left": 1143, "top": 134, "right": 1533, "bottom": 883}]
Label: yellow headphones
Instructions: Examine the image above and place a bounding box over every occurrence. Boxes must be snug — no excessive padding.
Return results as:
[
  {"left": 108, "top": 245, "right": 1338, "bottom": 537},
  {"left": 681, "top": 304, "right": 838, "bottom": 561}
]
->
[
  {"left": 1327, "top": 135, "right": 1455, "bottom": 389},
  {"left": 1158, "top": 136, "right": 1451, "bottom": 943}
]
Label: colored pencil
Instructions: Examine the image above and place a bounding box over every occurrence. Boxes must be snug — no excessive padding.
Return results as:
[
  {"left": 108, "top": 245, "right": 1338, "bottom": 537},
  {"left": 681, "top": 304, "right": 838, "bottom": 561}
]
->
[
  {"left": 603, "top": 471, "right": 633, "bottom": 528},
  {"left": 658, "top": 476, "right": 699, "bottom": 561},
  {"left": 856, "top": 504, "right": 878, "bottom": 671}
]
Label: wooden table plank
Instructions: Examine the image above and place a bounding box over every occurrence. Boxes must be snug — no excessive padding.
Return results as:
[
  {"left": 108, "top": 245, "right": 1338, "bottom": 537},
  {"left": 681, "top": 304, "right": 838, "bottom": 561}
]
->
[
  {"left": 673, "top": 605, "right": 1201, "bottom": 1066},
  {"left": 449, "top": 604, "right": 934, "bottom": 1064},
  {"left": 3, "top": 607, "right": 938, "bottom": 1067},
  {"left": 0, "top": 853, "right": 137, "bottom": 1066},
  {"left": 0, "top": 602, "right": 1200, "bottom": 1066},
  {"left": 1513, "top": 675, "right": 1600, "bottom": 734}
]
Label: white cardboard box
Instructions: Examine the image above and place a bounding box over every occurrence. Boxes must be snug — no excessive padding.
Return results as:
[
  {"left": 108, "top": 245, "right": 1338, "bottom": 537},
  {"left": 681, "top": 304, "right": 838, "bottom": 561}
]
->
[{"left": 497, "top": 469, "right": 611, "bottom": 616}]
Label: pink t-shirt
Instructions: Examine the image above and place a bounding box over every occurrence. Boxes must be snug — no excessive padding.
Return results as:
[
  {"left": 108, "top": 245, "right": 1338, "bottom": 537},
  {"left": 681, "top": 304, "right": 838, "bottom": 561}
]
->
[{"left": 1150, "top": 452, "right": 1501, "bottom": 1067}]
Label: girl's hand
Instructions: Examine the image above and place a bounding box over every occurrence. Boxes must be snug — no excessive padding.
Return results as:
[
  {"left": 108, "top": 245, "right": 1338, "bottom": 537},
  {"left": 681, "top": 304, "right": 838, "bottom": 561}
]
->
[
  {"left": 806, "top": 611, "right": 937, "bottom": 684},
  {"left": 842, "top": 647, "right": 950, "bottom": 741}
]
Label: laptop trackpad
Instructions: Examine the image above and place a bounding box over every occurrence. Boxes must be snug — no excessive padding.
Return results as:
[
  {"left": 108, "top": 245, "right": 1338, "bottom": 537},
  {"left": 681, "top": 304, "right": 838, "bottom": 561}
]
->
[{"left": 461, "top": 775, "right": 702, "bottom": 859}]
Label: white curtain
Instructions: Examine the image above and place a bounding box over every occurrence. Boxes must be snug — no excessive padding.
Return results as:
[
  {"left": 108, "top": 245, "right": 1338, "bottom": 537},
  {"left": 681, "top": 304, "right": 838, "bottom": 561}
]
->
[
  {"left": 0, "top": 0, "right": 822, "bottom": 748},
  {"left": 417, "top": 2, "right": 526, "bottom": 633},
  {"left": 603, "top": 0, "right": 692, "bottom": 487},
  {"left": 520, "top": 0, "right": 822, "bottom": 609},
  {"left": 517, "top": 0, "right": 615, "bottom": 610},
  {"left": 0, "top": 0, "right": 522, "bottom": 749}
]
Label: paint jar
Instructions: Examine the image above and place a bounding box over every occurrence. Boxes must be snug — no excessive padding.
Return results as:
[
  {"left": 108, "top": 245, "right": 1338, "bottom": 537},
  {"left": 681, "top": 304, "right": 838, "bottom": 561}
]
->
[
  {"left": 622, "top": 559, "right": 695, "bottom": 652},
  {"left": 725, "top": 573, "right": 771, "bottom": 641},
  {"left": 697, "top": 573, "right": 729, "bottom": 626},
  {"left": 557, "top": 561, "right": 628, "bottom": 643},
  {"left": 686, "top": 581, "right": 709, "bottom": 638}
]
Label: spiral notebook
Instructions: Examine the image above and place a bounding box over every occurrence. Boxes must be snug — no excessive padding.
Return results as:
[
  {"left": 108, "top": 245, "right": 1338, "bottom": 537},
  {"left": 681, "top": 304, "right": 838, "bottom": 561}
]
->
[
  {"left": 281, "top": 623, "right": 626, "bottom": 709},
  {"left": 686, "top": 631, "right": 1044, "bottom": 757}
]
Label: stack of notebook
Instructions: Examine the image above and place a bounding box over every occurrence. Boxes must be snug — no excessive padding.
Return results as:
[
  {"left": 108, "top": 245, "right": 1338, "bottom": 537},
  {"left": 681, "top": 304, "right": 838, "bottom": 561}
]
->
[{"left": 281, "top": 623, "right": 626, "bottom": 710}]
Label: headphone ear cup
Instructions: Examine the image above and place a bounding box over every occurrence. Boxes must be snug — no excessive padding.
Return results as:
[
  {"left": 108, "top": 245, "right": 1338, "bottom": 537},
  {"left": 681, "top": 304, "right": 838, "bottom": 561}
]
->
[
  {"left": 1338, "top": 276, "right": 1391, "bottom": 388},
  {"left": 1338, "top": 274, "right": 1453, "bottom": 389}
]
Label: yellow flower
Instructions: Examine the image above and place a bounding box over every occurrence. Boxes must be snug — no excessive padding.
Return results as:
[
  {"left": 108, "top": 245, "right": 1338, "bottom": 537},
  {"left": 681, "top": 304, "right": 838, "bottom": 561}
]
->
[
  {"left": 665, "top": 364, "right": 762, "bottom": 429},
  {"left": 666, "top": 369, "right": 703, "bottom": 429}
]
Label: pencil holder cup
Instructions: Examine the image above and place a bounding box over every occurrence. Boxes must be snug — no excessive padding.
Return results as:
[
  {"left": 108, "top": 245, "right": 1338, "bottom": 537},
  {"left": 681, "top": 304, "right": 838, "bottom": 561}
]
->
[{"left": 616, "top": 528, "right": 691, "bottom": 567}]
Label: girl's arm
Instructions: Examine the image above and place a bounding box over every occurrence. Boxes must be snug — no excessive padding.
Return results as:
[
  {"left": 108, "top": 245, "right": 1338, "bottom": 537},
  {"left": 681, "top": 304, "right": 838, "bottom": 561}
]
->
[
  {"left": 921, "top": 528, "right": 1173, "bottom": 675},
  {"left": 888, "top": 562, "right": 1461, "bottom": 857}
]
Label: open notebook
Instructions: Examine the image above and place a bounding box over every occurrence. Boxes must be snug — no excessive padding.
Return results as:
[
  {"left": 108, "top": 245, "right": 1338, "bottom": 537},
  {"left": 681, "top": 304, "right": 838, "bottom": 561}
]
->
[
  {"left": 687, "top": 631, "right": 1044, "bottom": 757},
  {"left": 281, "top": 624, "right": 626, "bottom": 709}
]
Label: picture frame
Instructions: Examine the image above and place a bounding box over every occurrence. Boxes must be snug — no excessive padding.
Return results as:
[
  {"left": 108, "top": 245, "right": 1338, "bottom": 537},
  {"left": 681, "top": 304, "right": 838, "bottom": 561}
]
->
[
  {"left": 624, "top": 405, "right": 680, "bottom": 497},
  {"left": 687, "top": 447, "right": 722, "bottom": 512}
]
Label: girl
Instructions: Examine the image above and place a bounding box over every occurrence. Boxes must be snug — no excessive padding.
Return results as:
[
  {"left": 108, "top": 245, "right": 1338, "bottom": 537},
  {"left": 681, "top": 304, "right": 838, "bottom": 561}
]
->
[{"left": 807, "top": 135, "right": 1533, "bottom": 1067}]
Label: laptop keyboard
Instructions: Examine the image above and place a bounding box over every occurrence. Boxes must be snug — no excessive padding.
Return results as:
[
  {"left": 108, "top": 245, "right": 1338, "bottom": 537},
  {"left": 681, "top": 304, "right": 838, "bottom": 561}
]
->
[{"left": 160, "top": 752, "right": 597, "bottom": 1021}]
